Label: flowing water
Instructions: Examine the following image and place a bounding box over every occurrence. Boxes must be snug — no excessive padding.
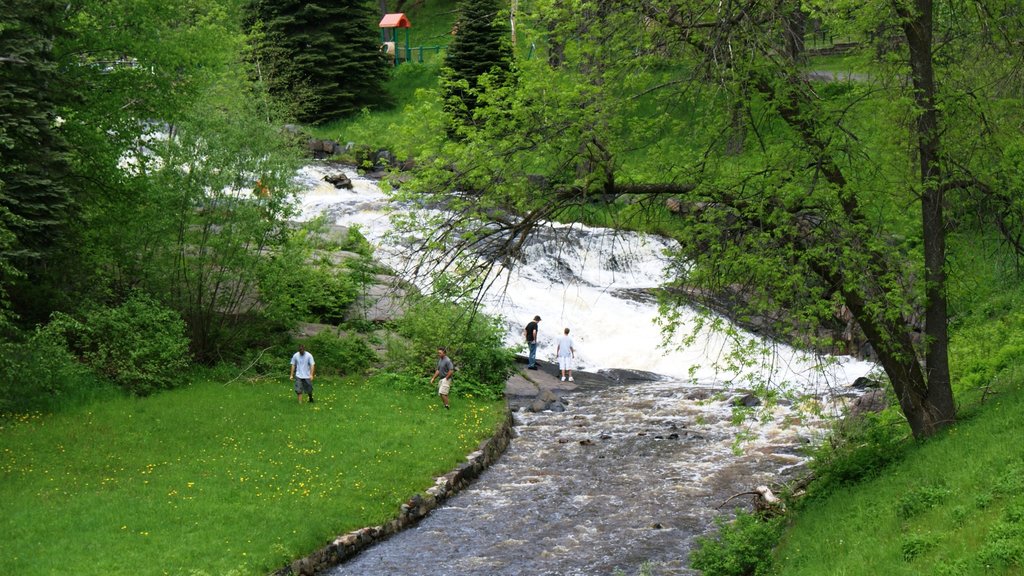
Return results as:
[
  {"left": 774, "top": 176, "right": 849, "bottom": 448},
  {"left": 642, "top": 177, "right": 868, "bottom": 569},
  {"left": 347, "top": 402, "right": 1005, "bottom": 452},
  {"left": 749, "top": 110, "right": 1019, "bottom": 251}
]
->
[{"left": 292, "top": 163, "right": 875, "bottom": 576}]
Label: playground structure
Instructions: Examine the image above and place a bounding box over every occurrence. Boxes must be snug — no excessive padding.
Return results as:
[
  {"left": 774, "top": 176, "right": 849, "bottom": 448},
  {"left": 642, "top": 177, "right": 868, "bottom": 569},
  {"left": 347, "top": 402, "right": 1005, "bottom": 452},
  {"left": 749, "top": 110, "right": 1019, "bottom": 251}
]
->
[{"left": 378, "top": 12, "right": 445, "bottom": 66}]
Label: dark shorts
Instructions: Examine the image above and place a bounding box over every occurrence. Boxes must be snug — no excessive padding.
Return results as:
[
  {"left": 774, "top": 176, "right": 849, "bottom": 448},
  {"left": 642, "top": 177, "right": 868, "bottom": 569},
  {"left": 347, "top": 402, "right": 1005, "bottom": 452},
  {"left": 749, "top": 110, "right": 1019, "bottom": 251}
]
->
[{"left": 294, "top": 378, "right": 313, "bottom": 395}]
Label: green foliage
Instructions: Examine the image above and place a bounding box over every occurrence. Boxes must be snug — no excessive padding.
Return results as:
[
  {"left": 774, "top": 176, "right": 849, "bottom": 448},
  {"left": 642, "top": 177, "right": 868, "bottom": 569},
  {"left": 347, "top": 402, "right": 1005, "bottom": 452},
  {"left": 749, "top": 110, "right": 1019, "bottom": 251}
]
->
[
  {"left": 245, "top": 0, "right": 393, "bottom": 123},
  {"left": 45, "top": 293, "right": 191, "bottom": 395},
  {"left": 977, "top": 509, "right": 1024, "bottom": 568},
  {"left": 258, "top": 219, "right": 380, "bottom": 326},
  {"left": 772, "top": 371, "right": 1024, "bottom": 576},
  {"left": 690, "top": 511, "right": 782, "bottom": 576},
  {"left": 896, "top": 485, "right": 950, "bottom": 521},
  {"left": 339, "top": 225, "right": 374, "bottom": 257},
  {"left": 388, "top": 295, "right": 515, "bottom": 400},
  {"left": 364, "top": 370, "right": 425, "bottom": 395},
  {"left": 302, "top": 331, "right": 377, "bottom": 377},
  {"left": 0, "top": 327, "right": 114, "bottom": 414},
  {"left": 440, "top": 0, "right": 516, "bottom": 135},
  {"left": 39, "top": 0, "right": 307, "bottom": 363},
  {"left": 805, "top": 410, "right": 910, "bottom": 496},
  {"left": 901, "top": 532, "right": 941, "bottom": 562},
  {"left": 0, "top": 0, "right": 79, "bottom": 324},
  {"left": 311, "top": 63, "right": 445, "bottom": 159}
]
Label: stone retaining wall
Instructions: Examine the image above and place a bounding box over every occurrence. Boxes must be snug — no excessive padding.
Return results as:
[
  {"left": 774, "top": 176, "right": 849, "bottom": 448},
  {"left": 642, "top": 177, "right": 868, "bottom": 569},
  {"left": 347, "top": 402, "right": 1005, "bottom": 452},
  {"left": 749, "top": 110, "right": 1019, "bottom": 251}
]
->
[{"left": 271, "top": 407, "right": 515, "bottom": 576}]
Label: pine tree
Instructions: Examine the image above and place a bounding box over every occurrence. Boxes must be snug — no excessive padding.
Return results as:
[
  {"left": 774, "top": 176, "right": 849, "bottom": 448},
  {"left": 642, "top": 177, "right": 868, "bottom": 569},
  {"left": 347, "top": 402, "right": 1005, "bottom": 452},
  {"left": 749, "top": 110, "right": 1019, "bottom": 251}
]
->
[
  {"left": 0, "top": 0, "right": 78, "bottom": 323},
  {"left": 441, "top": 0, "right": 516, "bottom": 135},
  {"left": 246, "top": 0, "right": 393, "bottom": 124}
]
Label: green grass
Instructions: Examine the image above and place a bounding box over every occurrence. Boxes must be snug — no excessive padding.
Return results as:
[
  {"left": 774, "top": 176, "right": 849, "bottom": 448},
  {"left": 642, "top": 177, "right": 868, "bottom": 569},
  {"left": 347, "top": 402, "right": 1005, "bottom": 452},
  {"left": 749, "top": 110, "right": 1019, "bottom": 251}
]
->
[
  {"left": 768, "top": 238, "right": 1024, "bottom": 576},
  {"left": 772, "top": 380, "right": 1024, "bottom": 576},
  {"left": 806, "top": 50, "right": 874, "bottom": 74},
  {"left": 306, "top": 0, "right": 458, "bottom": 151},
  {"left": 0, "top": 375, "right": 505, "bottom": 575},
  {"left": 309, "top": 61, "right": 443, "bottom": 158}
]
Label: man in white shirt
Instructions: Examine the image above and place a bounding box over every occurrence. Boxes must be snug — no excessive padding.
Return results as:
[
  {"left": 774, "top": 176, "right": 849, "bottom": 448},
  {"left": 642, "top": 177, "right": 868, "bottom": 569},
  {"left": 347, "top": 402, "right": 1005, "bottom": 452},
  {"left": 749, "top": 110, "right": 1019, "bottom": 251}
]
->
[
  {"left": 289, "top": 344, "right": 316, "bottom": 404},
  {"left": 556, "top": 327, "right": 575, "bottom": 382}
]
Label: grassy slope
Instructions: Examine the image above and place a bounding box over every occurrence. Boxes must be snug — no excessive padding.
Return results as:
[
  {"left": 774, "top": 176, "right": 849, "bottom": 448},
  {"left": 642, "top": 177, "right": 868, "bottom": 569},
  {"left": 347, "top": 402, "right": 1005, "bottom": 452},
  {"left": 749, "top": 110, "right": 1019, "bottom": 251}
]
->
[
  {"left": 774, "top": 382, "right": 1024, "bottom": 575},
  {"left": 771, "top": 235, "right": 1024, "bottom": 575},
  {"left": 307, "top": 1, "right": 457, "bottom": 152},
  {"left": 0, "top": 375, "right": 504, "bottom": 575}
]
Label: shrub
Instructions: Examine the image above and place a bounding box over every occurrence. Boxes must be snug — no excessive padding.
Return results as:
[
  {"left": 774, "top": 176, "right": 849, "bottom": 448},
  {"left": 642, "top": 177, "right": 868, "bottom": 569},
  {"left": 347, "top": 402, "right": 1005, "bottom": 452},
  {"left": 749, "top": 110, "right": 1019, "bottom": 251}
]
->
[
  {"left": 900, "top": 532, "right": 940, "bottom": 562},
  {"left": 257, "top": 220, "right": 365, "bottom": 326},
  {"left": 46, "top": 293, "right": 191, "bottom": 395},
  {"left": 896, "top": 485, "right": 949, "bottom": 520},
  {"left": 365, "top": 371, "right": 427, "bottom": 394},
  {"left": 0, "top": 327, "right": 109, "bottom": 413},
  {"left": 388, "top": 294, "right": 515, "bottom": 399},
  {"left": 977, "top": 518, "right": 1024, "bottom": 568},
  {"left": 690, "top": 511, "right": 782, "bottom": 576},
  {"left": 805, "top": 410, "right": 909, "bottom": 497},
  {"left": 303, "top": 331, "right": 377, "bottom": 377}
]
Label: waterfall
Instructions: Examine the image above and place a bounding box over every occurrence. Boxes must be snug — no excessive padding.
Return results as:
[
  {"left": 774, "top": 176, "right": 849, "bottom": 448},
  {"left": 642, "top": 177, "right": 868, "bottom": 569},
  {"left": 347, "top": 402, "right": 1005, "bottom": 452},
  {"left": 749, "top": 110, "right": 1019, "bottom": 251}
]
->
[
  {"left": 293, "top": 163, "right": 874, "bottom": 397},
  {"left": 293, "top": 162, "right": 878, "bottom": 576}
]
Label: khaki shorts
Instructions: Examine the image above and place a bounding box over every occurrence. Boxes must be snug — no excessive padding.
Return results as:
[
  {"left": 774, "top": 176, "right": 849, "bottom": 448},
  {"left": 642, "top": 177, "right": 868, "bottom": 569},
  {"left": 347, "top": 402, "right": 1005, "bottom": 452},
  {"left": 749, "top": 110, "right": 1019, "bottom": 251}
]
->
[{"left": 437, "top": 377, "right": 451, "bottom": 395}]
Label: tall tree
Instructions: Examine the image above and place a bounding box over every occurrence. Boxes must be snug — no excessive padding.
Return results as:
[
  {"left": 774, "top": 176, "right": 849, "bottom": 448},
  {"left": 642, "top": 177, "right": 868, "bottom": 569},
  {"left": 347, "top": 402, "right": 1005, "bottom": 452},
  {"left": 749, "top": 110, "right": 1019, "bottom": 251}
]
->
[
  {"left": 0, "top": 0, "right": 78, "bottom": 324},
  {"left": 441, "top": 0, "right": 516, "bottom": 135},
  {"left": 50, "top": 0, "right": 305, "bottom": 360},
  {"left": 246, "top": 0, "right": 393, "bottom": 123},
  {"left": 397, "top": 0, "right": 1024, "bottom": 438}
]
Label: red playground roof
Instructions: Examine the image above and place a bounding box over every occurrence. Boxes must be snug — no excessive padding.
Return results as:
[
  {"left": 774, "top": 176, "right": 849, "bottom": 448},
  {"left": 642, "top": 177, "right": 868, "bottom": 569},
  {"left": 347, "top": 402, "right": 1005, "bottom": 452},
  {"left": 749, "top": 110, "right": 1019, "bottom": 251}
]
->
[{"left": 379, "top": 13, "right": 411, "bottom": 28}]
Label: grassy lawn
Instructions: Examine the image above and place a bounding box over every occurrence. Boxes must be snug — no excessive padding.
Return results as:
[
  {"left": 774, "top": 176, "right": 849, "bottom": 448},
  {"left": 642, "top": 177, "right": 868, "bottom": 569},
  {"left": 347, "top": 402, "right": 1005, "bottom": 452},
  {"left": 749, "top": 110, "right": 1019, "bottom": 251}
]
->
[
  {"left": 773, "top": 378, "right": 1024, "bottom": 575},
  {"left": 0, "top": 375, "right": 506, "bottom": 575}
]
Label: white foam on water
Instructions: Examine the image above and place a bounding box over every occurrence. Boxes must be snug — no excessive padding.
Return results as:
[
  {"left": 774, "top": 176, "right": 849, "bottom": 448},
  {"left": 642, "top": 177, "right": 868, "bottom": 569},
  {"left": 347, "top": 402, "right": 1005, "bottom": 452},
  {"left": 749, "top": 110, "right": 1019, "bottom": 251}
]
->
[{"left": 292, "top": 163, "right": 876, "bottom": 397}]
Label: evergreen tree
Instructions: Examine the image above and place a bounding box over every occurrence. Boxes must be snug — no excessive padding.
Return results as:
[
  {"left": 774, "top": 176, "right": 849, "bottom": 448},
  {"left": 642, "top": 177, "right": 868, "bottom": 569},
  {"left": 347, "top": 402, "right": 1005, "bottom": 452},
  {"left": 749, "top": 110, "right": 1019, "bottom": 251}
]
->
[
  {"left": 0, "top": 0, "right": 78, "bottom": 323},
  {"left": 441, "top": 0, "right": 516, "bottom": 135},
  {"left": 246, "top": 0, "right": 393, "bottom": 124}
]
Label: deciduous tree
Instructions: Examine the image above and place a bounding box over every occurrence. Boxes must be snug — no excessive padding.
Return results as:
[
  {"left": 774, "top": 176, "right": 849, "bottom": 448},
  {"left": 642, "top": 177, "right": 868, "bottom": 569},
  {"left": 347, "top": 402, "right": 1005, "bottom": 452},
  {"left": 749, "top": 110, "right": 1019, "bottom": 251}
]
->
[{"left": 397, "top": 0, "right": 1024, "bottom": 438}]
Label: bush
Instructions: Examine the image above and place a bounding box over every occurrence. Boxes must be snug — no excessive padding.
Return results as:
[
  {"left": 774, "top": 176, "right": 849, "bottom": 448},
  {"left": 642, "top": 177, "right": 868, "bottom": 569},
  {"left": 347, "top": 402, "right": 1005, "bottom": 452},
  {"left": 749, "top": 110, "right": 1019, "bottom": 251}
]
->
[
  {"left": 690, "top": 511, "right": 783, "bottom": 576},
  {"left": 805, "top": 410, "right": 910, "bottom": 497},
  {"left": 257, "top": 219, "right": 365, "bottom": 327},
  {"left": 388, "top": 295, "right": 515, "bottom": 399},
  {"left": 46, "top": 293, "right": 191, "bottom": 395},
  {"left": 0, "top": 327, "right": 110, "bottom": 413},
  {"left": 303, "top": 331, "right": 377, "bottom": 377}
]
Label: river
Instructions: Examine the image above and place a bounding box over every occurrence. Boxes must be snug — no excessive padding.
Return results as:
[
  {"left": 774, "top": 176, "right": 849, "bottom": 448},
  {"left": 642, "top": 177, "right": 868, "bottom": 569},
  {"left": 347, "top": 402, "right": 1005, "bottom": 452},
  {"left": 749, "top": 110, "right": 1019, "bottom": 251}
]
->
[{"left": 291, "top": 163, "right": 875, "bottom": 575}]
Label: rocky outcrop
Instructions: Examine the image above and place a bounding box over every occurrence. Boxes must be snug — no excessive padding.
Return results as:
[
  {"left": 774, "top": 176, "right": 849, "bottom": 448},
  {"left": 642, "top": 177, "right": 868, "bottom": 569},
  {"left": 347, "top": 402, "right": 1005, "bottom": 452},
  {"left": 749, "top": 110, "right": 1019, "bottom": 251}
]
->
[
  {"left": 344, "top": 274, "right": 413, "bottom": 323},
  {"left": 323, "top": 172, "right": 353, "bottom": 189}
]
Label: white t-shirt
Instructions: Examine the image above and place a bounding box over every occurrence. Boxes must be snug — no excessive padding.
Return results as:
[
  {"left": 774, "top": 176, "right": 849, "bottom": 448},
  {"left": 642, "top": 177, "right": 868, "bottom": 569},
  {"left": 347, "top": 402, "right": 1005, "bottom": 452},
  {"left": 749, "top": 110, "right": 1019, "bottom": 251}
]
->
[
  {"left": 556, "top": 335, "right": 574, "bottom": 358},
  {"left": 290, "top": 351, "right": 315, "bottom": 379}
]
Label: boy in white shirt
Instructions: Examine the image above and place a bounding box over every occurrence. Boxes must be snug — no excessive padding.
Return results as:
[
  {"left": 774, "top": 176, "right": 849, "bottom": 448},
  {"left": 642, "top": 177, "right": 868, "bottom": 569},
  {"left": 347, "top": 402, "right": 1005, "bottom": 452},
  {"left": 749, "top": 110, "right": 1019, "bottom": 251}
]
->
[{"left": 556, "top": 328, "right": 575, "bottom": 382}]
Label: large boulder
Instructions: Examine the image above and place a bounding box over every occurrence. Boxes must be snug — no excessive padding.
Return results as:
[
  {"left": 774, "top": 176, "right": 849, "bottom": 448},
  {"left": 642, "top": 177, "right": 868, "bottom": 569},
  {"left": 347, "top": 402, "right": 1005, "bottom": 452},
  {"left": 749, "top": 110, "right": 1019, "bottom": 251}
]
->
[
  {"left": 324, "top": 172, "right": 353, "bottom": 189},
  {"left": 848, "top": 388, "right": 888, "bottom": 418},
  {"left": 343, "top": 274, "right": 412, "bottom": 323}
]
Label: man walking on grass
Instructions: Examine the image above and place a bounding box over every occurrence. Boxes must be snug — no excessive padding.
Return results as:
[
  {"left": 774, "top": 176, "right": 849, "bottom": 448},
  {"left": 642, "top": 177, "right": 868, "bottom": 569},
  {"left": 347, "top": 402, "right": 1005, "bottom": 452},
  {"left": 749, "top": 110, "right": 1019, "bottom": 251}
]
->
[
  {"left": 290, "top": 343, "right": 316, "bottom": 404},
  {"left": 430, "top": 347, "right": 454, "bottom": 410}
]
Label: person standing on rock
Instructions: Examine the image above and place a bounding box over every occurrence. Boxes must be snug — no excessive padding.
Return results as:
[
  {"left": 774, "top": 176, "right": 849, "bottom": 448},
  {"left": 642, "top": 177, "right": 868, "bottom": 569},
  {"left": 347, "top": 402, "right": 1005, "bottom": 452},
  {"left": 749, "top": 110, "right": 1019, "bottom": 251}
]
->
[
  {"left": 556, "top": 327, "right": 575, "bottom": 382},
  {"left": 289, "top": 343, "right": 316, "bottom": 404},
  {"left": 430, "top": 347, "right": 455, "bottom": 410},
  {"left": 525, "top": 315, "right": 541, "bottom": 370}
]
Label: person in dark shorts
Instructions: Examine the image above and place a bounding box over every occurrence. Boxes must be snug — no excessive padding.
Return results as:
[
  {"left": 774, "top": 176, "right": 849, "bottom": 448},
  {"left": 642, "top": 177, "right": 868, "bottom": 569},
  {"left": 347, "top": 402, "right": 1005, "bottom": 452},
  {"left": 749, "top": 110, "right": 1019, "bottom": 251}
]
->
[{"left": 289, "top": 344, "right": 316, "bottom": 404}]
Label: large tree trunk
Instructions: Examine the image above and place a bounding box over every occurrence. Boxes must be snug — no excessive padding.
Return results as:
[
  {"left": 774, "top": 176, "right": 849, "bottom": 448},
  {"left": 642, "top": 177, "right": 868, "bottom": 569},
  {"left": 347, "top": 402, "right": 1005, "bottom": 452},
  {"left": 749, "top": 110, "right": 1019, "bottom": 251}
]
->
[
  {"left": 896, "top": 0, "right": 956, "bottom": 434},
  {"left": 816, "top": 263, "right": 949, "bottom": 438}
]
